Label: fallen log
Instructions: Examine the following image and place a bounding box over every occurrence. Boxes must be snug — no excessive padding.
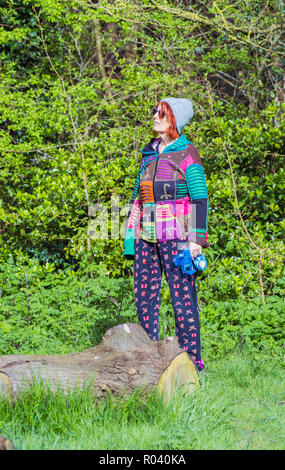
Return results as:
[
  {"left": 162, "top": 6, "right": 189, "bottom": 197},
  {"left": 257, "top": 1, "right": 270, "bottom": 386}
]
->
[{"left": 0, "top": 323, "right": 199, "bottom": 403}]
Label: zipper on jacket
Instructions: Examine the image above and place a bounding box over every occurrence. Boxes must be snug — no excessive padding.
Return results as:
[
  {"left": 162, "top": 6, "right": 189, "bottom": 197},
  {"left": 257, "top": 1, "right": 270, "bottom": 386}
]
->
[
  {"left": 154, "top": 150, "right": 160, "bottom": 185},
  {"left": 154, "top": 149, "right": 177, "bottom": 217},
  {"left": 152, "top": 149, "right": 160, "bottom": 237}
]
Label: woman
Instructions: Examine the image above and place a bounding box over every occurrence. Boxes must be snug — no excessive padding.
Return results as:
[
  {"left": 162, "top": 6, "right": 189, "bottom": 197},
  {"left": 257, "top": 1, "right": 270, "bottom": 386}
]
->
[{"left": 123, "top": 98, "right": 209, "bottom": 371}]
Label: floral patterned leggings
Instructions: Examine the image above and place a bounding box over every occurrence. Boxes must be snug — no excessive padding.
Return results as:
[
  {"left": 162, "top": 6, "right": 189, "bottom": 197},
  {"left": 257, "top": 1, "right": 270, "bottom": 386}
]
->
[{"left": 134, "top": 237, "right": 201, "bottom": 362}]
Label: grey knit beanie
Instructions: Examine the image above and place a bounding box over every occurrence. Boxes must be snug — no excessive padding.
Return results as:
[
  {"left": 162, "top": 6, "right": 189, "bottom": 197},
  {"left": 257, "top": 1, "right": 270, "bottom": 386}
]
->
[{"left": 161, "top": 97, "right": 194, "bottom": 134}]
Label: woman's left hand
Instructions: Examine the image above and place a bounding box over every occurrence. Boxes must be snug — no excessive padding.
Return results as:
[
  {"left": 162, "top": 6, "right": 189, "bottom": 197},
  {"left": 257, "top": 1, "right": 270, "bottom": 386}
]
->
[{"left": 189, "top": 242, "right": 202, "bottom": 260}]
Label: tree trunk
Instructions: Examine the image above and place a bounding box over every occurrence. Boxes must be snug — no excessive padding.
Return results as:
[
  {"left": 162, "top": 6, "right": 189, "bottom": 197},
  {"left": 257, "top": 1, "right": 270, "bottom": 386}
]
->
[{"left": 0, "top": 323, "right": 199, "bottom": 404}]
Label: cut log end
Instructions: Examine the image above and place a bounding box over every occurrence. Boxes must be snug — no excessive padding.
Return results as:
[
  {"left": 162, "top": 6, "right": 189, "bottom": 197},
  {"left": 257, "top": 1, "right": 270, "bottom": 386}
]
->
[
  {"left": 0, "top": 373, "right": 13, "bottom": 401},
  {"left": 158, "top": 352, "right": 200, "bottom": 404}
]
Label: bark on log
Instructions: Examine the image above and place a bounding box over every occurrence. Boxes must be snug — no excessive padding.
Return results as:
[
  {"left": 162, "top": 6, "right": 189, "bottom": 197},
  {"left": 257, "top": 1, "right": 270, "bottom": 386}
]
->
[{"left": 0, "top": 323, "right": 199, "bottom": 403}]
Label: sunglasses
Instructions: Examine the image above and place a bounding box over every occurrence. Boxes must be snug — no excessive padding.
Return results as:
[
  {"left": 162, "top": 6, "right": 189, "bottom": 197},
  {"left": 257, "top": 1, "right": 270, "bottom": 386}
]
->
[{"left": 152, "top": 107, "right": 166, "bottom": 119}]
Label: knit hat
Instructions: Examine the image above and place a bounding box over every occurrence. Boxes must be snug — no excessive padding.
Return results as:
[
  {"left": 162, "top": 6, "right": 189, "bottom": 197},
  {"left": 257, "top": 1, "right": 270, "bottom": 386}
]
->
[{"left": 161, "top": 97, "right": 194, "bottom": 134}]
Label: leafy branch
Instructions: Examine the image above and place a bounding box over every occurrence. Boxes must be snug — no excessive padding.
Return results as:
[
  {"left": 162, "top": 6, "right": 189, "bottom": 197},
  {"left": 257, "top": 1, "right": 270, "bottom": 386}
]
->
[{"left": 204, "top": 77, "right": 283, "bottom": 303}]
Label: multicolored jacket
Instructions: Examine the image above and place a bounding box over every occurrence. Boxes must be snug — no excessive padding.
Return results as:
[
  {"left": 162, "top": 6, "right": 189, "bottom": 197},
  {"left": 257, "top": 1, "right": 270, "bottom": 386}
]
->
[{"left": 123, "top": 134, "right": 209, "bottom": 259}]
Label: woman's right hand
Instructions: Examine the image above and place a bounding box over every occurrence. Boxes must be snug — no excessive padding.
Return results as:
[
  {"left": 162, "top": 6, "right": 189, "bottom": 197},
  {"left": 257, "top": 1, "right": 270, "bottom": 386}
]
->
[{"left": 189, "top": 241, "right": 202, "bottom": 260}]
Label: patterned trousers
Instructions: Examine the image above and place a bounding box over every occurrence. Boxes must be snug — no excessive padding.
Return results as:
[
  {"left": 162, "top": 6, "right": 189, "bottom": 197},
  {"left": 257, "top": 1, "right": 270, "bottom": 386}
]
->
[{"left": 134, "top": 237, "right": 201, "bottom": 362}]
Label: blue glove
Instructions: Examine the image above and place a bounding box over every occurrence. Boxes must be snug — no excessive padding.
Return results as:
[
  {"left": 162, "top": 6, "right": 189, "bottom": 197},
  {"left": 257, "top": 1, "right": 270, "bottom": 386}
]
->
[
  {"left": 194, "top": 253, "right": 207, "bottom": 272},
  {"left": 173, "top": 249, "right": 207, "bottom": 275},
  {"left": 173, "top": 249, "right": 196, "bottom": 275}
]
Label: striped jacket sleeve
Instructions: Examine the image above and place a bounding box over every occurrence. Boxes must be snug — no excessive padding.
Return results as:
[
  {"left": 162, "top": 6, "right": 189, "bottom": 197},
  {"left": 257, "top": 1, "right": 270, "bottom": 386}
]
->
[
  {"left": 183, "top": 147, "right": 210, "bottom": 248},
  {"left": 123, "top": 160, "right": 143, "bottom": 259}
]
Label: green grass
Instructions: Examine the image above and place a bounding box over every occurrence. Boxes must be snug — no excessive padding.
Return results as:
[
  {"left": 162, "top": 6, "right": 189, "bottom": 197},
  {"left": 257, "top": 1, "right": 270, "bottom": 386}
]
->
[{"left": 0, "top": 351, "right": 284, "bottom": 450}]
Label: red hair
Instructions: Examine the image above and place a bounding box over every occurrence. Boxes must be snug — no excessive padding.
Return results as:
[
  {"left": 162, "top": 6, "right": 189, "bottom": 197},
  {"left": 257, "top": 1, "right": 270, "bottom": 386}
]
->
[{"left": 153, "top": 101, "right": 180, "bottom": 140}]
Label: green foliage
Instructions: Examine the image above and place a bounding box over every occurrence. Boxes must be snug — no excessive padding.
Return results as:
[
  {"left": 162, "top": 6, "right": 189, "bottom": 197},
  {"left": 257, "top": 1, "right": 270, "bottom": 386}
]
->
[
  {"left": 201, "top": 295, "right": 285, "bottom": 357},
  {"left": 0, "top": 0, "right": 284, "bottom": 359},
  {"left": 0, "top": 250, "right": 283, "bottom": 357},
  {"left": 0, "top": 253, "right": 136, "bottom": 354}
]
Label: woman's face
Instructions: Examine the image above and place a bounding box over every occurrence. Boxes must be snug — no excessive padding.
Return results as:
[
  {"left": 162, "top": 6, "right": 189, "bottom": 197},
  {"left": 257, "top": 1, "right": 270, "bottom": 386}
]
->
[{"left": 152, "top": 103, "right": 170, "bottom": 134}]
